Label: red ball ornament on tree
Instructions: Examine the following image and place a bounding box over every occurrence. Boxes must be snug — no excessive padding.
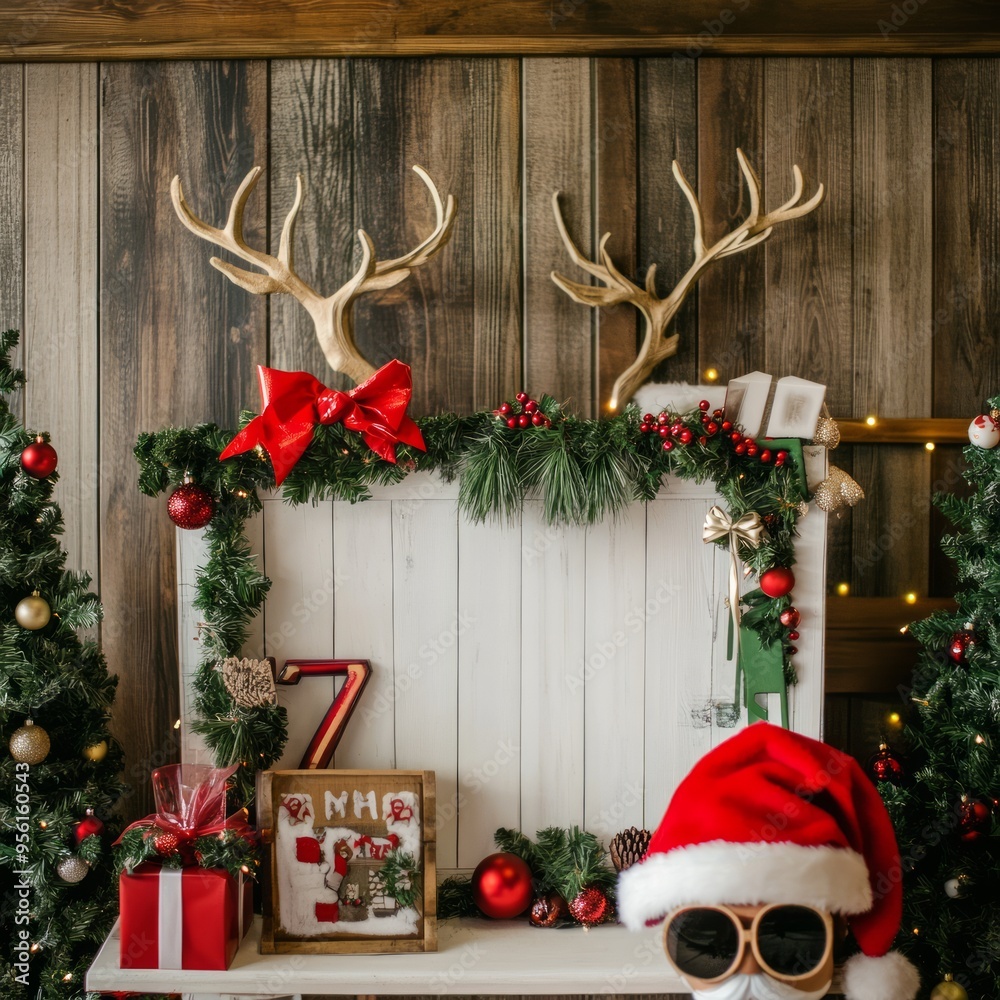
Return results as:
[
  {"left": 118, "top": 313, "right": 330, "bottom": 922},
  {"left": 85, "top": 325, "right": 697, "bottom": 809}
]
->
[
  {"left": 73, "top": 808, "right": 105, "bottom": 845},
  {"left": 948, "top": 630, "right": 977, "bottom": 665},
  {"left": 21, "top": 436, "right": 58, "bottom": 478},
  {"left": 957, "top": 795, "right": 993, "bottom": 843},
  {"left": 167, "top": 482, "right": 215, "bottom": 530},
  {"left": 760, "top": 567, "right": 795, "bottom": 598},
  {"left": 568, "top": 886, "right": 610, "bottom": 925},
  {"left": 779, "top": 606, "right": 800, "bottom": 628},
  {"left": 867, "top": 743, "right": 905, "bottom": 785},
  {"left": 472, "top": 852, "right": 534, "bottom": 919}
]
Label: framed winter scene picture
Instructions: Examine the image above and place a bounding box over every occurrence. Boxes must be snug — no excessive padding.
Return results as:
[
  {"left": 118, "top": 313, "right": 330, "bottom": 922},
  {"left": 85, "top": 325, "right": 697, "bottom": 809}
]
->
[{"left": 257, "top": 769, "right": 436, "bottom": 954}]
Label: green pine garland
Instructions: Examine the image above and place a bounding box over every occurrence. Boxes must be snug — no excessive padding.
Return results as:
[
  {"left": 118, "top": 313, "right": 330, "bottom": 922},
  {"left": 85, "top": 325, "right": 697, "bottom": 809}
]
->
[
  {"left": 379, "top": 848, "right": 422, "bottom": 909},
  {"left": 880, "top": 399, "right": 1000, "bottom": 996},
  {"left": 114, "top": 824, "right": 258, "bottom": 882},
  {"left": 438, "top": 825, "right": 616, "bottom": 922},
  {"left": 135, "top": 392, "right": 813, "bottom": 811},
  {"left": 0, "top": 331, "right": 127, "bottom": 1000}
]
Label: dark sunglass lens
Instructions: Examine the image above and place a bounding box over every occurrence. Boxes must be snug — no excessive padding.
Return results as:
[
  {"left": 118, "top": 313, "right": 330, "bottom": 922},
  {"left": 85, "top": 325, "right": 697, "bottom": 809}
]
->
[
  {"left": 667, "top": 909, "right": 740, "bottom": 980},
  {"left": 756, "top": 906, "right": 828, "bottom": 976}
]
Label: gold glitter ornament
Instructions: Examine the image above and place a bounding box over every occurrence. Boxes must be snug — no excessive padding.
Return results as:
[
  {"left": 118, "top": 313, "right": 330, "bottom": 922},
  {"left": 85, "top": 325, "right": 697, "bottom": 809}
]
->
[
  {"left": 814, "top": 466, "right": 865, "bottom": 513},
  {"left": 56, "top": 855, "right": 91, "bottom": 884},
  {"left": 221, "top": 656, "right": 277, "bottom": 709},
  {"left": 9, "top": 719, "right": 50, "bottom": 764},
  {"left": 14, "top": 591, "right": 51, "bottom": 630},
  {"left": 812, "top": 415, "right": 841, "bottom": 449},
  {"left": 82, "top": 740, "right": 108, "bottom": 762},
  {"left": 930, "top": 975, "right": 969, "bottom": 1000}
]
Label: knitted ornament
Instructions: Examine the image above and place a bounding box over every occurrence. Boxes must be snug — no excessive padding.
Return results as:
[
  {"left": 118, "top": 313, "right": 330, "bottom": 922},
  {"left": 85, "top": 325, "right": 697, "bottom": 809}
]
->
[{"left": 618, "top": 724, "right": 920, "bottom": 1000}]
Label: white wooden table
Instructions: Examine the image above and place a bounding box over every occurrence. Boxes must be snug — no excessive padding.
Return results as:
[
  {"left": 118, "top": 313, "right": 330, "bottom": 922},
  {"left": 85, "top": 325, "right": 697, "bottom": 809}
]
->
[{"left": 86, "top": 915, "right": 688, "bottom": 996}]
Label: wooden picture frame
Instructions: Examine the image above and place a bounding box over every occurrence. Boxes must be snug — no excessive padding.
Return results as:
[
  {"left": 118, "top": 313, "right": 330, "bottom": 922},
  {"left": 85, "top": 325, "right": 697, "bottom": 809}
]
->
[{"left": 256, "top": 769, "right": 436, "bottom": 954}]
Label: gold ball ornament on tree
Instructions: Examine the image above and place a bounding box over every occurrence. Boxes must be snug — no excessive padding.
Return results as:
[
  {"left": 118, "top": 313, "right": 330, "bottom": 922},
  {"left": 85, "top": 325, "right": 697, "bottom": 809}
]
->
[
  {"left": 931, "top": 975, "right": 969, "bottom": 1000},
  {"left": 14, "top": 591, "right": 51, "bottom": 630},
  {"left": 82, "top": 739, "right": 108, "bottom": 762},
  {"left": 56, "top": 855, "right": 91, "bottom": 884},
  {"left": 9, "top": 719, "right": 51, "bottom": 764}
]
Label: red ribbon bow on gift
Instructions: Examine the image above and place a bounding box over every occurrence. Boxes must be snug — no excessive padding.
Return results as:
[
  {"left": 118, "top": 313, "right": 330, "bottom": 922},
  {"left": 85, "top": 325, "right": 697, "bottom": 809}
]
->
[
  {"left": 220, "top": 361, "right": 426, "bottom": 485},
  {"left": 115, "top": 764, "right": 255, "bottom": 864}
]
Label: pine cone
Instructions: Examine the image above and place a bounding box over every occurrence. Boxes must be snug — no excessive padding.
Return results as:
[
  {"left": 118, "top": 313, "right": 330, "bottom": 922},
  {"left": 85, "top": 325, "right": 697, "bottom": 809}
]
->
[
  {"left": 610, "top": 826, "right": 651, "bottom": 872},
  {"left": 221, "top": 656, "right": 277, "bottom": 708}
]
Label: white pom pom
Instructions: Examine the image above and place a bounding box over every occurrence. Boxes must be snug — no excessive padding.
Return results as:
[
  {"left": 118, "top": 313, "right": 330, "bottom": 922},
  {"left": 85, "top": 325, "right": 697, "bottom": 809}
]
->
[{"left": 843, "top": 951, "right": 920, "bottom": 1000}]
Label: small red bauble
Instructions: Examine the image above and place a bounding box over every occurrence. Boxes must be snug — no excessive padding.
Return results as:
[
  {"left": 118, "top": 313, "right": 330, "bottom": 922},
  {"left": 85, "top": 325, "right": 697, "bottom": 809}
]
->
[
  {"left": 787, "top": 629, "right": 800, "bottom": 641},
  {"left": 524, "top": 400, "right": 538, "bottom": 414},
  {"left": 699, "top": 399, "right": 710, "bottom": 411},
  {"left": 642, "top": 413, "right": 654, "bottom": 424},
  {"left": 154, "top": 832, "right": 180, "bottom": 857},
  {"left": 167, "top": 482, "right": 215, "bottom": 529},
  {"left": 735, "top": 443, "right": 747, "bottom": 455},
  {"left": 957, "top": 795, "right": 993, "bottom": 842},
  {"left": 760, "top": 567, "right": 795, "bottom": 598},
  {"left": 507, "top": 417, "right": 518, "bottom": 429},
  {"left": 706, "top": 422, "right": 719, "bottom": 435},
  {"left": 472, "top": 852, "right": 534, "bottom": 919},
  {"left": 867, "top": 743, "right": 905, "bottom": 785},
  {"left": 515, "top": 392, "right": 528, "bottom": 403},
  {"left": 759, "top": 449, "right": 772, "bottom": 463},
  {"left": 779, "top": 607, "right": 800, "bottom": 628},
  {"left": 21, "top": 436, "right": 58, "bottom": 478},
  {"left": 569, "top": 886, "right": 610, "bottom": 925},
  {"left": 663, "top": 440, "right": 675, "bottom": 451},
  {"left": 499, "top": 402, "right": 512, "bottom": 415},
  {"left": 657, "top": 413, "right": 670, "bottom": 426},
  {"left": 518, "top": 415, "right": 530, "bottom": 428},
  {"left": 529, "top": 891, "right": 569, "bottom": 927},
  {"left": 74, "top": 808, "right": 105, "bottom": 845},
  {"left": 746, "top": 443, "right": 758, "bottom": 458},
  {"left": 948, "top": 630, "right": 977, "bottom": 665}
]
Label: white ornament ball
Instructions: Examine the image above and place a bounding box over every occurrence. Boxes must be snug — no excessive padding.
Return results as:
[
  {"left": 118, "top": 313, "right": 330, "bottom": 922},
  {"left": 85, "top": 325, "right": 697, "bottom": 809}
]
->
[
  {"left": 968, "top": 414, "right": 1000, "bottom": 449},
  {"left": 944, "top": 877, "right": 962, "bottom": 898},
  {"left": 56, "top": 855, "right": 91, "bottom": 883}
]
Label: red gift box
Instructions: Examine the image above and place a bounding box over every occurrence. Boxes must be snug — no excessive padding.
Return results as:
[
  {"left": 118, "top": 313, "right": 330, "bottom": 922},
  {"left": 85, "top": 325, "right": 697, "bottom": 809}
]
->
[{"left": 119, "top": 863, "right": 252, "bottom": 970}]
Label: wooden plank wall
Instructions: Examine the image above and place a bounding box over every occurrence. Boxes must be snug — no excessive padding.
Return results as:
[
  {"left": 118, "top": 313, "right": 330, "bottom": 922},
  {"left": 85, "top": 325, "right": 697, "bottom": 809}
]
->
[{"left": 1, "top": 59, "right": 998, "bottom": 843}]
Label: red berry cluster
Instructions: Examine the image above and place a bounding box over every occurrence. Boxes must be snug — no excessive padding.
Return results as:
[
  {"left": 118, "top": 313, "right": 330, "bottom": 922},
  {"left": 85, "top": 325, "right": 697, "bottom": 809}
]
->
[
  {"left": 779, "top": 605, "right": 801, "bottom": 656},
  {"left": 495, "top": 392, "right": 553, "bottom": 430},
  {"left": 641, "top": 399, "right": 794, "bottom": 467}
]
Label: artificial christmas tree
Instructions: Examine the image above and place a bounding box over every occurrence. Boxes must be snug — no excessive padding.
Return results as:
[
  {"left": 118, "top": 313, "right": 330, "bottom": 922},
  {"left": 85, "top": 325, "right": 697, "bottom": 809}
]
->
[
  {"left": 0, "top": 331, "right": 125, "bottom": 999},
  {"left": 880, "top": 401, "right": 1000, "bottom": 999}
]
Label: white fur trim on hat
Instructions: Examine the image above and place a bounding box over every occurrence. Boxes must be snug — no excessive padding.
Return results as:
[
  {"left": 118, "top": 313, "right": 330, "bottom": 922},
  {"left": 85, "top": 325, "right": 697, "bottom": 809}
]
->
[
  {"left": 617, "top": 839, "right": 873, "bottom": 930},
  {"left": 842, "top": 951, "right": 920, "bottom": 1000}
]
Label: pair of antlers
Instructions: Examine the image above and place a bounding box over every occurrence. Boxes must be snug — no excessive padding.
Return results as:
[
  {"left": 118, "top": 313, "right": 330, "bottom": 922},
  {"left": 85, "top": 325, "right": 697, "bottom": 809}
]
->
[{"left": 173, "top": 149, "right": 823, "bottom": 408}]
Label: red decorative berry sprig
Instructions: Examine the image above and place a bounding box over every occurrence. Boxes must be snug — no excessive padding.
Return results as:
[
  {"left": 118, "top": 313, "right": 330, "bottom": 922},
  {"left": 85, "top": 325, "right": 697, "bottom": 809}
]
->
[{"left": 495, "top": 391, "right": 553, "bottom": 430}]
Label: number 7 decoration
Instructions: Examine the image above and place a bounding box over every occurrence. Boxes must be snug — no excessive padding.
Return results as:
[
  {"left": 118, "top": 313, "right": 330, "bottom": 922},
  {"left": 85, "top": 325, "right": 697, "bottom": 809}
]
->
[{"left": 276, "top": 659, "right": 372, "bottom": 769}]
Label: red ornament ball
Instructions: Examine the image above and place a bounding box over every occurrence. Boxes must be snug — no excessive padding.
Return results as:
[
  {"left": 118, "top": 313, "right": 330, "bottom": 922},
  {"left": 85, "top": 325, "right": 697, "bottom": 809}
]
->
[
  {"left": 154, "top": 832, "right": 180, "bottom": 857},
  {"left": 73, "top": 808, "right": 105, "bottom": 845},
  {"left": 167, "top": 483, "right": 215, "bottom": 530},
  {"left": 779, "top": 607, "right": 801, "bottom": 628},
  {"left": 568, "top": 886, "right": 610, "bottom": 925},
  {"left": 21, "top": 437, "right": 58, "bottom": 478},
  {"left": 958, "top": 796, "right": 993, "bottom": 843},
  {"left": 472, "top": 852, "right": 534, "bottom": 919},
  {"left": 760, "top": 567, "right": 795, "bottom": 598},
  {"left": 867, "top": 743, "right": 905, "bottom": 785},
  {"left": 529, "top": 891, "right": 569, "bottom": 927},
  {"left": 948, "top": 630, "right": 977, "bottom": 665}
]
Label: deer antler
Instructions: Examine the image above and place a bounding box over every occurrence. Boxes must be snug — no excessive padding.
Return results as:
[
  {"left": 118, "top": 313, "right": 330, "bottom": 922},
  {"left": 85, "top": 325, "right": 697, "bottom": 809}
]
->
[
  {"left": 551, "top": 148, "right": 825, "bottom": 410},
  {"left": 171, "top": 165, "right": 456, "bottom": 385}
]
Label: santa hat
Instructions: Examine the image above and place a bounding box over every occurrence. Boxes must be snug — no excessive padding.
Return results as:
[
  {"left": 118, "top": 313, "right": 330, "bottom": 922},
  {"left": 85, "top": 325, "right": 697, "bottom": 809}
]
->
[{"left": 618, "top": 723, "right": 919, "bottom": 1000}]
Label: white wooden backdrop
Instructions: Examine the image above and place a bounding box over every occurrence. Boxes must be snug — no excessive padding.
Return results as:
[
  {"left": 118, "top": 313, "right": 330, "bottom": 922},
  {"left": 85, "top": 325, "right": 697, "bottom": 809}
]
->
[{"left": 178, "top": 451, "right": 827, "bottom": 873}]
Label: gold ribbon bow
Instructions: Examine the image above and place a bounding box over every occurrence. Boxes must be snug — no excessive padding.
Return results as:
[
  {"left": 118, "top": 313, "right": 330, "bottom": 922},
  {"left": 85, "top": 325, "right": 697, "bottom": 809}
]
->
[{"left": 703, "top": 505, "right": 766, "bottom": 667}]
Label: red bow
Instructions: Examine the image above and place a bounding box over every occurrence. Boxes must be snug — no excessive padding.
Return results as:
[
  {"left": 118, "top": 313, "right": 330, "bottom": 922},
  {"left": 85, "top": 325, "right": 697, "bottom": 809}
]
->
[
  {"left": 115, "top": 807, "right": 255, "bottom": 864},
  {"left": 220, "top": 361, "right": 426, "bottom": 485}
]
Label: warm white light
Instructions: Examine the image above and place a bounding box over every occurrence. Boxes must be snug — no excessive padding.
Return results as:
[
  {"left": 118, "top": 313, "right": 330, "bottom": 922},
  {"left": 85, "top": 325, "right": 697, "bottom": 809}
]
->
[
  {"left": 704, "top": 368, "right": 719, "bottom": 382},
  {"left": 904, "top": 592, "right": 918, "bottom": 605},
  {"left": 865, "top": 415, "right": 877, "bottom": 427},
  {"left": 925, "top": 442, "right": 935, "bottom": 451},
  {"left": 887, "top": 712, "right": 902, "bottom": 727},
  {"left": 976, "top": 735, "right": 986, "bottom": 745},
  {"left": 899, "top": 625, "right": 909, "bottom": 634},
  {"left": 836, "top": 582, "right": 850, "bottom": 596},
  {"left": 173, "top": 719, "right": 181, "bottom": 730}
]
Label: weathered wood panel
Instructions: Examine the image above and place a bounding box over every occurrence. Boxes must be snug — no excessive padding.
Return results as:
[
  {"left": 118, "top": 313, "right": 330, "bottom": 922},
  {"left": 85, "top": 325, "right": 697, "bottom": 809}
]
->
[
  {"left": 0, "top": 64, "right": 23, "bottom": 417},
  {"left": 851, "top": 59, "right": 933, "bottom": 598},
  {"left": 100, "top": 60, "right": 267, "bottom": 817},
  {"left": 269, "top": 59, "right": 355, "bottom": 386},
  {"left": 23, "top": 63, "right": 98, "bottom": 577},
  {"left": 523, "top": 58, "right": 594, "bottom": 415},
  {"left": 638, "top": 57, "right": 698, "bottom": 385},
  {"left": 697, "top": 57, "right": 766, "bottom": 381}
]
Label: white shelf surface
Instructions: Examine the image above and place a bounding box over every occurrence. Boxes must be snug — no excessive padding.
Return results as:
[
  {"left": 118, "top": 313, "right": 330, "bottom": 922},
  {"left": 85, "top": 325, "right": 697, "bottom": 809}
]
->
[{"left": 86, "top": 915, "right": 688, "bottom": 996}]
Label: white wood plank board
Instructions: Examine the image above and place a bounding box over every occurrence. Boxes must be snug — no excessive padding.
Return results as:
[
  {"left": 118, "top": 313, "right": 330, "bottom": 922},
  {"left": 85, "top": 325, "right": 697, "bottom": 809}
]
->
[
  {"left": 457, "top": 514, "right": 522, "bottom": 866},
  {"left": 642, "top": 498, "right": 716, "bottom": 828},
  {"left": 0, "top": 65, "right": 23, "bottom": 419},
  {"left": 23, "top": 63, "right": 98, "bottom": 578},
  {"left": 261, "top": 500, "right": 335, "bottom": 771},
  {"left": 520, "top": 502, "right": 587, "bottom": 833},
  {"left": 330, "top": 498, "right": 396, "bottom": 770},
  {"left": 584, "top": 508, "right": 647, "bottom": 839},
  {"left": 177, "top": 526, "right": 211, "bottom": 765},
  {"left": 391, "top": 495, "right": 461, "bottom": 868},
  {"left": 87, "top": 916, "right": 688, "bottom": 995}
]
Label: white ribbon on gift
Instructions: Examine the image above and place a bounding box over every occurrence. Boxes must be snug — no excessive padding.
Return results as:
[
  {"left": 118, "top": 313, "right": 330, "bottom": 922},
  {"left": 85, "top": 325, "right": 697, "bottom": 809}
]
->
[
  {"left": 702, "top": 505, "right": 766, "bottom": 670},
  {"left": 156, "top": 867, "right": 247, "bottom": 969},
  {"left": 157, "top": 867, "right": 184, "bottom": 969}
]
